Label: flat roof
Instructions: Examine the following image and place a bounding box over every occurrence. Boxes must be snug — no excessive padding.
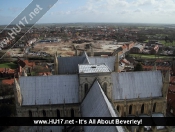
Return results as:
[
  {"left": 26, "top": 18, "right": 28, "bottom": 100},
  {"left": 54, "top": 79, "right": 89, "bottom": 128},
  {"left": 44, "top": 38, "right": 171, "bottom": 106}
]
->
[{"left": 79, "top": 64, "right": 111, "bottom": 73}]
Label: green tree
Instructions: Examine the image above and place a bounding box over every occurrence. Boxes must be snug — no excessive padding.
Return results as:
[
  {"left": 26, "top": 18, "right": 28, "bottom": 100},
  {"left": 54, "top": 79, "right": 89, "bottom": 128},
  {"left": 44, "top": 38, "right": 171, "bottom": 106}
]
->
[{"left": 134, "top": 63, "right": 143, "bottom": 71}]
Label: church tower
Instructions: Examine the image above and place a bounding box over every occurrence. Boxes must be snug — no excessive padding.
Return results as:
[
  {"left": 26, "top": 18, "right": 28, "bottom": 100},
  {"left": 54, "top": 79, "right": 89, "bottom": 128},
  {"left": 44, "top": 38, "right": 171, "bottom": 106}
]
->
[
  {"left": 162, "top": 70, "right": 170, "bottom": 116},
  {"left": 115, "top": 53, "right": 119, "bottom": 72},
  {"left": 162, "top": 70, "right": 170, "bottom": 98},
  {"left": 54, "top": 52, "right": 58, "bottom": 75}
]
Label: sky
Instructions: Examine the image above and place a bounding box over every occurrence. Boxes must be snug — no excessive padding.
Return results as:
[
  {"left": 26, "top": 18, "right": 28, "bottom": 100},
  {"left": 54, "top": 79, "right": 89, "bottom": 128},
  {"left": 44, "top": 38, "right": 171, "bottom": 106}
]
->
[{"left": 0, "top": 0, "right": 175, "bottom": 25}]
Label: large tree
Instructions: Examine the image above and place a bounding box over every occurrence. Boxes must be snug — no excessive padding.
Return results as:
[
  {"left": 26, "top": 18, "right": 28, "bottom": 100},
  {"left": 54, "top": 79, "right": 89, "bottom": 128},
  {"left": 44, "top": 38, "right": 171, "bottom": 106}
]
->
[{"left": 134, "top": 63, "right": 143, "bottom": 71}]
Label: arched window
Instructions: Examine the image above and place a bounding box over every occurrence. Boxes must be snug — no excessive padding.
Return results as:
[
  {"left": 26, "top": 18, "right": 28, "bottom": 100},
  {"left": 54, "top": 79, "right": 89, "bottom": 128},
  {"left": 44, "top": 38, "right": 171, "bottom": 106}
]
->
[
  {"left": 153, "top": 103, "right": 156, "bottom": 112},
  {"left": 129, "top": 105, "right": 132, "bottom": 115},
  {"left": 29, "top": 110, "right": 32, "bottom": 117},
  {"left": 141, "top": 104, "right": 144, "bottom": 114},
  {"left": 71, "top": 109, "right": 74, "bottom": 117},
  {"left": 43, "top": 110, "right": 46, "bottom": 117},
  {"left": 117, "top": 105, "right": 120, "bottom": 112},
  {"left": 103, "top": 82, "right": 107, "bottom": 94},
  {"left": 84, "top": 83, "right": 88, "bottom": 95},
  {"left": 57, "top": 109, "right": 60, "bottom": 117}
]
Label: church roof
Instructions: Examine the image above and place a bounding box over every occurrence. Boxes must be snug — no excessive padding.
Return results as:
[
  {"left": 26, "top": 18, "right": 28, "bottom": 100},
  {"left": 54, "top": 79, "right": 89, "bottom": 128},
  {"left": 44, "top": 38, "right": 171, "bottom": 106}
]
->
[
  {"left": 112, "top": 71, "right": 163, "bottom": 100},
  {"left": 58, "top": 52, "right": 89, "bottom": 74},
  {"left": 79, "top": 64, "right": 111, "bottom": 73},
  {"left": 57, "top": 52, "right": 124, "bottom": 74},
  {"left": 81, "top": 80, "right": 126, "bottom": 132},
  {"left": 88, "top": 56, "right": 116, "bottom": 71},
  {"left": 19, "top": 75, "right": 79, "bottom": 105}
]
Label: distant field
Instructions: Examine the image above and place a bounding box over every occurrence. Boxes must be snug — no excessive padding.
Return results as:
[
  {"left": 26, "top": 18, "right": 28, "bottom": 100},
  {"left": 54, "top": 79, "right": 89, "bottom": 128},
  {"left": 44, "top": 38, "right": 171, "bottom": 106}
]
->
[
  {"left": 159, "top": 40, "right": 174, "bottom": 46},
  {"left": 138, "top": 27, "right": 165, "bottom": 29},
  {"left": 0, "top": 62, "right": 18, "bottom": 69},
  {"left": 144, "top": 40, "right": 149, "bottom": 42},
  {"left": 143, "top": 39, "right": 174, "bottom": 46},
  {"left": 130, "top": 54, "right": 174, "bottom": 59}
]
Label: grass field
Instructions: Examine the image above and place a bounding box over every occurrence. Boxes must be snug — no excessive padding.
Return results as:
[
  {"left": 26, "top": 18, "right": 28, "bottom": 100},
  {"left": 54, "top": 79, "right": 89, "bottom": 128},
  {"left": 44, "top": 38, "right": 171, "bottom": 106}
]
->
[
  {"left": 143, "top": 40, "right": 149, "bottom": 42},
  {"left": 130, "top": 54, "right": 174, "bottom": 59},
  {"left": 159, "top": 40, "right": 174, "bottom": 46},
  {"left": 143, "top": 40, "right": 174, "bottom": 46},
  {"left": 0, "top": 62, "right": 18, "bottom": 69}
]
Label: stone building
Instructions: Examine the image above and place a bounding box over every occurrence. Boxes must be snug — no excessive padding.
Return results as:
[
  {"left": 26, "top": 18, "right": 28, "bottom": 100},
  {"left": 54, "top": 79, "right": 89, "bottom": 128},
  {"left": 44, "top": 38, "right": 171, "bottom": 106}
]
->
[{"left": 14, "top": 52, "right": 170, "bottom": 132}]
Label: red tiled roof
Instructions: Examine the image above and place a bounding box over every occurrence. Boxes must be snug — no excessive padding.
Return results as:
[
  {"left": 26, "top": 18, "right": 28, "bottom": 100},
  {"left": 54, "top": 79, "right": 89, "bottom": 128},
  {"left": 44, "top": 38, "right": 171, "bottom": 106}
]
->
[
  {"left": 38, "top": 72, "right": 52, "bottom": 76},
  {"left": 23, "top": 60, "right": 35, "bottom": 67},
  {"left": 167, "top": 92, "right": 175, "bottom": 109},
  {"left": 2, "top": 79, "right": 14, "bottom": 85},
  {"left": 169, "top": 85, "right": 175, "bottom": 91},
  {"left": 170, "top": 76, "right": 175, "bottom": 84},
  {"left": 0, "top": 68, "right": 4, "bottom": 72},
  {"left": 0, "top": 68, "right": 15, "bottom": 74},
  {"left": 143, "top": 65, "right": 171, "bottom": 71},
  {"left": 121, "top": 44, "right": 127, "bottom": 50},
  {"left": 155, "top": 59, "right": 164, "bottom": 62}
]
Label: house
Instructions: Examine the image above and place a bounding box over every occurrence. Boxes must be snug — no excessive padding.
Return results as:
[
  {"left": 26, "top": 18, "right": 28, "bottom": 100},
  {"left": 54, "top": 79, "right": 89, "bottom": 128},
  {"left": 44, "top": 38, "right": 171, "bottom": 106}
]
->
[
  {"left": 130, "top": 44, "right": 145, "bottom": 53},
  {"left": 142, "top": 60, "right": 171, "bottom": 75},
  {"left": 0, "top": 68, "right": 15, "bottom": 78},
  {"left": 2, "top": 78, "right": 14, "bottom": 85}
]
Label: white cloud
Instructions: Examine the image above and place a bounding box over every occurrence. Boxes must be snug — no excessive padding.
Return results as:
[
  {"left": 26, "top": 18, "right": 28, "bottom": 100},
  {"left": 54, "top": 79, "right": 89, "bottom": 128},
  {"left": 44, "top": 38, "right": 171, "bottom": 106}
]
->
[
  {"left": 120, "top": 10, "right": 130, "bottom": 14},
  {"left": 134, "top": 8, "right": 143, "bottom": 12},
  {"left": 43, "top": 0, "right": 175, "bottom": 24},
  {"left": 132, "top": 0, "right": 157, "bottom": 6}
]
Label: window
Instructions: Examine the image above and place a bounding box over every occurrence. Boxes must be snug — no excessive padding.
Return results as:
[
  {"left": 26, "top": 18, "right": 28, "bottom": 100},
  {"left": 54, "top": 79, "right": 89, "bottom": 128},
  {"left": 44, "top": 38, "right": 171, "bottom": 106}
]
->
[
  {"left": 153, "top": 103, "right": 156, "bottom": 112},
  {"left": 43, "top": 110, "right": 46, "bottom": 117},
  {"left": 71, "top": 109, "right": 74, "bottom": 117},
  {"left": 29, "top": 110, "right": 32, "bottom": 117},
  {"left": 57, "top": 109, "right": 60, "bottom": 117},
  {"left": 141, "top": 104, "right": 144, "bottom": 114},
  {"left": 129, "top": 105, "right": 132, "bottom": 115},
  {"left": 84, "top": 83, "right": 88, "bottom": 95},
  {"left": 103, "top": 82, "right": 107, "bottom": 94},
  {"left": 117, "top": 106, "right": 120, "bottom": 112}
]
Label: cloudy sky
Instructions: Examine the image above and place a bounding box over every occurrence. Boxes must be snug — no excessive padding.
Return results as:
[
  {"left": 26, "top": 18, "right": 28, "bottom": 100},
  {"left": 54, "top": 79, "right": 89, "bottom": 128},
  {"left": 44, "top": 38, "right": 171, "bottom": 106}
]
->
[{"left": 0, "top": 0, "right": 175, "bottom": 25}]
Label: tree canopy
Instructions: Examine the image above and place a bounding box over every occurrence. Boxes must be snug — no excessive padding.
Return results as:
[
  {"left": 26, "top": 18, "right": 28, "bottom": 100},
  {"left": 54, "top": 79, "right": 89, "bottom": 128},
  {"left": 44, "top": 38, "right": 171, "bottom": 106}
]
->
[{"left": 134, "top": 63, "right": 143, "bottom": 71}]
